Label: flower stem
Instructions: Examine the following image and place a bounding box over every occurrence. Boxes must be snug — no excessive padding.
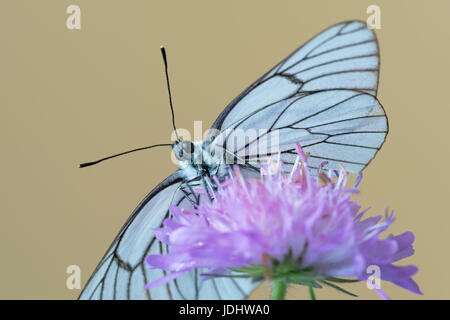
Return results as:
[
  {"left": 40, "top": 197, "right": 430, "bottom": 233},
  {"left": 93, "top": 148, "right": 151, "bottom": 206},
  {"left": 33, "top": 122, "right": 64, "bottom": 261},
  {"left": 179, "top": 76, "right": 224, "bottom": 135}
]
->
[
  {"left": 271, "top": 280, "right": 287, "bottom": 300},
  {"left": 308, "top": 283, "right": 316, "bottom": 300}
]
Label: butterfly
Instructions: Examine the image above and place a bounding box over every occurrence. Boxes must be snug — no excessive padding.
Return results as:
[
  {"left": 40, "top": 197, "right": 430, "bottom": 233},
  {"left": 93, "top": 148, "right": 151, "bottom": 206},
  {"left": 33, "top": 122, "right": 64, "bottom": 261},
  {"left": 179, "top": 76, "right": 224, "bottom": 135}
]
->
[{"left": 78, "top": 20, "right": 388, "bottom": 300}]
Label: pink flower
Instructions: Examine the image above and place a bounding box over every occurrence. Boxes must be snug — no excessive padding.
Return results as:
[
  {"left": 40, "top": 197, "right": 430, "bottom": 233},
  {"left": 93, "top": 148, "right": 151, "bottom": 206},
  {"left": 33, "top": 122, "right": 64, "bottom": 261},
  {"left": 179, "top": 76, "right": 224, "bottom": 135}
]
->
[{"left": 146, "top": 144, "right": 422, "bottom": 298}]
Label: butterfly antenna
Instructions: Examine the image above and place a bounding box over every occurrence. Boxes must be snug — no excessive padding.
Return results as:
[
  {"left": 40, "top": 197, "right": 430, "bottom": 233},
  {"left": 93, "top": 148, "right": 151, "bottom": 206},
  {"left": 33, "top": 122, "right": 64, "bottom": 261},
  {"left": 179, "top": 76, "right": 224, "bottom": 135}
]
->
[
  {"left": 160, "top": 46, "right": 180, "bottom": 142},
  {"left": 79, "top": 143, "right": 172, "bottom": 168}
]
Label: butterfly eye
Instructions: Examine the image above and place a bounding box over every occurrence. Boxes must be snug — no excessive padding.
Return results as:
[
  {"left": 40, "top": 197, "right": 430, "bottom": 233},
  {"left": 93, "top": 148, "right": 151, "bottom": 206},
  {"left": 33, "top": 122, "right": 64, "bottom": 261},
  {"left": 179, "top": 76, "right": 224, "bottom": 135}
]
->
[
  {"left": 181, "top": 141, "right": 194, "bottom": 155},
  {"left": 178, "top": 149, "right": 184, "bottom": 158}
]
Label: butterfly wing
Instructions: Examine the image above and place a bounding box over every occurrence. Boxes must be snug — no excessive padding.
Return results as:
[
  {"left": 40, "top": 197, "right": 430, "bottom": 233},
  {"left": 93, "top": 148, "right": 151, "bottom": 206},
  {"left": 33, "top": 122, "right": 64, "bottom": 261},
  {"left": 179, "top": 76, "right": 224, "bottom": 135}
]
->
[
  {"left": 210, "top": 20, "right": 387, "bottom": 174},
  {"left": 79, "top": 172, "right": 256, "bottom": 299}
]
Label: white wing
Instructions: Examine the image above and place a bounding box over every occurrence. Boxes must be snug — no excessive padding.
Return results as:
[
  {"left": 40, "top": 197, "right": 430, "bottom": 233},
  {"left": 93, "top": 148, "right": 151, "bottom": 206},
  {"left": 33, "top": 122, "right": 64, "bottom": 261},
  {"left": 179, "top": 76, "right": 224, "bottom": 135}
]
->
[
  {"left": 210, "top": 21, "right": 387, "bottom": 174},
  {"left": 215, "top": 89, "right": 387, "bottom": 174},
  {"left": 79, "top": 172, "right": 256, "bottom": 299}
]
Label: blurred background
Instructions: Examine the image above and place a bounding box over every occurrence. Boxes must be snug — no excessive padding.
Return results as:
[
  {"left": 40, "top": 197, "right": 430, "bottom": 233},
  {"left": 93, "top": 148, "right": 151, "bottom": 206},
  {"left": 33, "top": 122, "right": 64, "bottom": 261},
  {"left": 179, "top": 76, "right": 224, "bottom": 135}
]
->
[{"left": 1, "top": 0, "right": 448, "bottom": 299}]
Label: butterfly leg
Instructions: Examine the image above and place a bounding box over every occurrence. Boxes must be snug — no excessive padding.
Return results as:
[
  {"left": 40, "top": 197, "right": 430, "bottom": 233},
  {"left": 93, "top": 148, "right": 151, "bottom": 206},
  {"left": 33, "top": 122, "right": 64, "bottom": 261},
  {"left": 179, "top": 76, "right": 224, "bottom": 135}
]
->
[
  {"left": 201, "top": 176, "right": 214, "bottom": 203},
  {"left": 179, "top": 187, "right": 197, "bottom": 206}
]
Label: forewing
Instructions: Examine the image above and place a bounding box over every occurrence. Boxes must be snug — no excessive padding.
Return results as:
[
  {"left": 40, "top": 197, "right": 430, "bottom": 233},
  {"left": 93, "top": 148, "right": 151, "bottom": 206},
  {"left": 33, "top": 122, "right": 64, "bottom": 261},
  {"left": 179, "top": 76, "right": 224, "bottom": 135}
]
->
[
  {"left": 79, "top": 172, "right": 256, "bottom": 300},
  {"left": 211, "top": 20, "right": 379, "bottom": 132}
]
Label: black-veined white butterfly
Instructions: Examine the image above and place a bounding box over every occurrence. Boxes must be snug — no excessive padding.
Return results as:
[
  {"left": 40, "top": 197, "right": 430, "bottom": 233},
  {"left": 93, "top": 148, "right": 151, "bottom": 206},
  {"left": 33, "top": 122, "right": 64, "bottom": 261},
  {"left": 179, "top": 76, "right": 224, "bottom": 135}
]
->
[{"left": 79, "top": 20, "right": 388, "bottom": 300}]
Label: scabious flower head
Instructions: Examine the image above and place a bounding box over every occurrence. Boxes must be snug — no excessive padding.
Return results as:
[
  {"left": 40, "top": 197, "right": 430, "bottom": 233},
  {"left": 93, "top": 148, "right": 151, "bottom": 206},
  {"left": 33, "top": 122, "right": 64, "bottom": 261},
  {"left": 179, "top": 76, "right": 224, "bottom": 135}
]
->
[{"left": 146, "top": 144, "right": 421, "bottom": 298}]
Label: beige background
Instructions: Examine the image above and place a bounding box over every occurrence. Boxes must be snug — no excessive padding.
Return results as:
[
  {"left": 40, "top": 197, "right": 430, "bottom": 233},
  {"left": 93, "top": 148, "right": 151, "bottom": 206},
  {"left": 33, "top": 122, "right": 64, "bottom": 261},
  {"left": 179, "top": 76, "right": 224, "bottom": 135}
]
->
[{"left": 1, "top": 0, "right": 449, "bottom": 299}]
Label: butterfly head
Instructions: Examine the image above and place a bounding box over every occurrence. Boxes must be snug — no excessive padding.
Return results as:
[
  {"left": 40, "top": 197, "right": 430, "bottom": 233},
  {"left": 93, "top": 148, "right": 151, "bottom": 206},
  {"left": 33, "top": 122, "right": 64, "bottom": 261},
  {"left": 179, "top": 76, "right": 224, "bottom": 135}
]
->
[
  {"left": 173, "top": 139, "right": 222, "bottom": 180},
  {"left": 173, "top": 140, "right": 195, "bottom": 162}
]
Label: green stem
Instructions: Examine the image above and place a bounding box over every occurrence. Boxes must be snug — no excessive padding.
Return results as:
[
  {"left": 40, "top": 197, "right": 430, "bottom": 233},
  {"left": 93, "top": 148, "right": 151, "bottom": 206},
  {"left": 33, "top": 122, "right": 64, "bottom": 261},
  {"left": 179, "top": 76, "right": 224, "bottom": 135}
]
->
[
  {"left": 308, "top": 283, "right": 316, "bottom": 300},
  {"left": 271, "top": 280, "right": 287, "bottom": 300}
]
